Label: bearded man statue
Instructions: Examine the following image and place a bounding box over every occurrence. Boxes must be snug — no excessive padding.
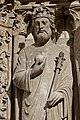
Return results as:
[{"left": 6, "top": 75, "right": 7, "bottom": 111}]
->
[{"left": 13, "top": 6, "right": 73, "bottom": 120}]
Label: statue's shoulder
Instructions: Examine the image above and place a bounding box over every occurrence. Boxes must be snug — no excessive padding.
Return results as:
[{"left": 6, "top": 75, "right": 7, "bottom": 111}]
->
[
  {"left": 55, "top": 44, "right": 71, "bottom": 61},
  {"left": 19, "top": 44, "right": 36, "bottom": 57},
  {"left": 21, "top": 44, "right": 35, "bottom": 52}
]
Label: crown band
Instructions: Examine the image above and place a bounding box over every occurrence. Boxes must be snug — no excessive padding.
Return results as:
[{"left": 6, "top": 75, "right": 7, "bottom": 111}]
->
[{"left": 32, "top": 6, "right": 55, "bottom": 20}]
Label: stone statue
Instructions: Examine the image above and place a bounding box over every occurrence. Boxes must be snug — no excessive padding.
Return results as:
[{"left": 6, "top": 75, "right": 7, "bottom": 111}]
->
[{"left": 13, "top": 6, "right": 73, "bottom": 120}]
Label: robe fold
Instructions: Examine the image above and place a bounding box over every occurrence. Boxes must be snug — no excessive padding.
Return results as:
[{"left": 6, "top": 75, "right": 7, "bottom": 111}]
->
[{"left": 13, "top": 41, "right": 73, "bottom": 120}]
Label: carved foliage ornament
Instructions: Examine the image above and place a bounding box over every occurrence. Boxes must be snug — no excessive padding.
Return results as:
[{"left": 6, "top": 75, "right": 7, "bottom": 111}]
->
[{"left": 0, "top": 28, "right": 12, "bottom": 119}]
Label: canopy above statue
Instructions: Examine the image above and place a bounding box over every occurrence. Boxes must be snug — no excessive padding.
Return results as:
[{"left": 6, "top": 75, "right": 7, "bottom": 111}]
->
[{"left": 14, "top": 0, "right": 78, "bottom": 4}]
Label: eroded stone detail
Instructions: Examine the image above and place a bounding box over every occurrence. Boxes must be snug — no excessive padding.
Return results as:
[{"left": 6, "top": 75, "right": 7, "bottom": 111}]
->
[
  {"left": 0, "top": 27, "right": 12, "bottom": 120},
  {"left": 0, "top": 6, "right": 13, "bottom": 119}
]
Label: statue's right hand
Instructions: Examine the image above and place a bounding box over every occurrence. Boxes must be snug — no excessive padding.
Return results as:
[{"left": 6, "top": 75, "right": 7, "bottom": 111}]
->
[{"left": 30, "top": 56, "right": 46, "bottom": 79}]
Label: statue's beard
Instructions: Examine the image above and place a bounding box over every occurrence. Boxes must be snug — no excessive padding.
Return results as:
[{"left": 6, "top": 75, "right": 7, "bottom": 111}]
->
[{"left": 34, "top": 31, "right": 51, "bottom": 46}]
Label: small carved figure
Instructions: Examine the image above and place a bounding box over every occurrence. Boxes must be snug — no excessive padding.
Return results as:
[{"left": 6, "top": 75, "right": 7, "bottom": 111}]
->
[{"left": 13, "top": 6, "right": 73, "bottom": 120}]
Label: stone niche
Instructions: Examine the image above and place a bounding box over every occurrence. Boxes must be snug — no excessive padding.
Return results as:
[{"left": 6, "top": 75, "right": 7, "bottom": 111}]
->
[{"left": 0, "top": 0, "right": 80, "bottom": 120}]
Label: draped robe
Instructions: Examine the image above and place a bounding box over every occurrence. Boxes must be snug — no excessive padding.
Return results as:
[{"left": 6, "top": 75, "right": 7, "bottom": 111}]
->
[{"left": 13, "top": 40, "right": 73, "bottom": 120}]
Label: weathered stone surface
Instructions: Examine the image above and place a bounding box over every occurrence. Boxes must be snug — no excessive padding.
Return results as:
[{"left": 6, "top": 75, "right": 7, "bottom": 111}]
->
[
  {"left": 0, "top": 0, "right": 80, "bottom": 120},
  {"left": 74, "top": 26, "right": 80, "bottom": 119},
  {"left": 12, "top": 5, "right": 73, "bottom": 120},
  {"left": 0, "top": 26, "right": 12, "bottom": 120},
  {"left": 14, "top": 0, "right": 76, "bottom": 5}
]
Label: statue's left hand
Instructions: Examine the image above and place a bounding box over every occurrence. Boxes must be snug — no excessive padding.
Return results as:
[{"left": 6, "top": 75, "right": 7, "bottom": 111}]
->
[{"left": 45, "top": 92, "right": 64, "bottom": 109}]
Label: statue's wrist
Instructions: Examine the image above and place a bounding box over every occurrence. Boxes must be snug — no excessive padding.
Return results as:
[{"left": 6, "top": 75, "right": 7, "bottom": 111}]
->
[{"left": 30, "top": 67, "right": 43, "bottom": 79}]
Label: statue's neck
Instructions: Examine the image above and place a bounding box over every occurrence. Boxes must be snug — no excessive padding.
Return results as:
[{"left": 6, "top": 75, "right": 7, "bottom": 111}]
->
[{"left": 35, "top": 38, "right": 54, "bottom": 47}]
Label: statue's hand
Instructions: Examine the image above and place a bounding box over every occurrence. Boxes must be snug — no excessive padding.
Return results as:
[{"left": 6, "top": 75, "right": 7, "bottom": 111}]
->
[
  {"left": 30, "top": 54, "right": 46, "bottom": 79},
  {"left": 44, "top": 92, "right": 64, "bottom": 109}
]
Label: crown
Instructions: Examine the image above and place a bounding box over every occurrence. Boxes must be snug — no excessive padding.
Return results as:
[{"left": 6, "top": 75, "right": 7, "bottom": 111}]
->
[{"left": 32, "top": 6, "right": 55, "bottom": 20}]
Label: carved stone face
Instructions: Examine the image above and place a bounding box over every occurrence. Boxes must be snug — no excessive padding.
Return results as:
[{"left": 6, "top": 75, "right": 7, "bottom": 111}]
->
[{"left": 32, "top": 17, "right": 52, "bottom": 46}]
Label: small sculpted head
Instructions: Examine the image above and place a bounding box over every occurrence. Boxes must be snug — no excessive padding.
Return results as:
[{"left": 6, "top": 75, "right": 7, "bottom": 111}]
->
[{"left": 31, "top": 6, "right": 55, "bottom": 46}]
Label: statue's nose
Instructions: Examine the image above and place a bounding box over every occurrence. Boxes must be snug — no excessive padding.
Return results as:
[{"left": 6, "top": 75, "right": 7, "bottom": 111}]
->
[{"left": 39, "top": 22, "right": 44, "bottom": 29}]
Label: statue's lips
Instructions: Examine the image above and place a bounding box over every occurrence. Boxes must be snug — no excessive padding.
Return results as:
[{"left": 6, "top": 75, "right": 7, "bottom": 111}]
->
[{"left": 38, "top": 30, "right": 48, "bottom": 34}]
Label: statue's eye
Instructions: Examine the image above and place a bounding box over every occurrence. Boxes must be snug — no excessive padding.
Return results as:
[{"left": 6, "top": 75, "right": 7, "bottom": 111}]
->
[{"left": 42, "top": 21, "right": 46, "bottom": 25}]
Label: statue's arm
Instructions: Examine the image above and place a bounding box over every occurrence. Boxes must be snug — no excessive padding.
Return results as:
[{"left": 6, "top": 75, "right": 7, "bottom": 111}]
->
[
  {"left": 13, "top": 49, "right": 31, "bottom": 92},
  {"left": 45, "top": 55, "right": 73, "bottom": 107}
]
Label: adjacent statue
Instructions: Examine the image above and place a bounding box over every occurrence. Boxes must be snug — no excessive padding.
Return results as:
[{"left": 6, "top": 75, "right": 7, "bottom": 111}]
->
[{"left": 13, "top": 6, "right": 73, "bottom": 120}]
